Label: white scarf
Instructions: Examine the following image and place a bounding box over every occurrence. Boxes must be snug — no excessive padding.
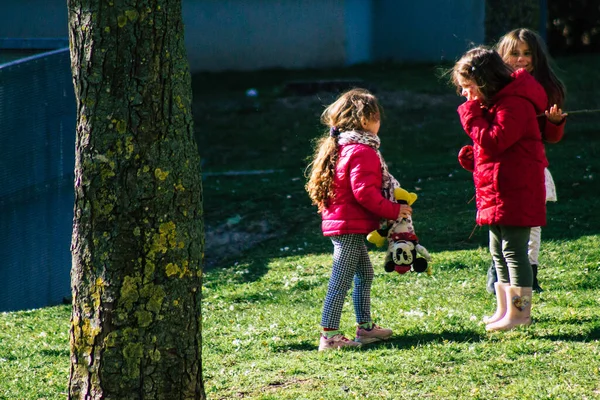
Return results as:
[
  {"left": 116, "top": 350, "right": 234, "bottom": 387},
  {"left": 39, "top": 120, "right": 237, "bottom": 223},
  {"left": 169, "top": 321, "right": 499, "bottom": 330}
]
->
[{"left": 337, "top": 130, "right": 400, "bottom": 202}]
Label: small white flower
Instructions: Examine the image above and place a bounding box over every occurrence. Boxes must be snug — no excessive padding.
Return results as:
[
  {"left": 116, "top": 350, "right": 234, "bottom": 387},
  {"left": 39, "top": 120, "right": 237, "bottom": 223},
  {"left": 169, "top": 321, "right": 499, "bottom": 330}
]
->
[{"left": 405, "top": 310, "right": 425, "bottom": 317}]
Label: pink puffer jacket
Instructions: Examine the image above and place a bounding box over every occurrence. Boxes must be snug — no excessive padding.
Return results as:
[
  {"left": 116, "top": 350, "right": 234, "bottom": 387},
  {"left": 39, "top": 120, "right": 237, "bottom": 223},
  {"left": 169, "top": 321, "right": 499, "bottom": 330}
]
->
[
  {"left": 457, "top": 69, "right": 548, "bottom": 227},
  {"left": 321, "top": 143, "right": 400, "bottom": 236}
]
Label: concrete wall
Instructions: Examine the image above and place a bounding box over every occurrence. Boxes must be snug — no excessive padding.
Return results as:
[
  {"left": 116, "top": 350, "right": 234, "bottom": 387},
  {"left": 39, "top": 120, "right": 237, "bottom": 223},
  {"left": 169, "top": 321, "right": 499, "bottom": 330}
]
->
[
  {"left": 0, "top": 0, "right": 67, "bottom": 39},
  {"left": 344, "top": 0, "right": 374, "bottom": 65},
  {"left": 0, "top": 0, "right": 486, "bottom": 72},
  {"left": 373, "top": 0, "right": 485, "bottom": 63},
  {"left": 182, "top": 0, "right": 347, "bottom": 71}
]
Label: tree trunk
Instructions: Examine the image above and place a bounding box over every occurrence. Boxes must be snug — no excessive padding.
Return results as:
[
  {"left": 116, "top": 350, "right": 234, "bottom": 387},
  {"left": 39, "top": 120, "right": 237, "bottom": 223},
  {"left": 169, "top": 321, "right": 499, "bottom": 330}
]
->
[{"left": 67, "top": 1, "right": 205, "bottom": 398}]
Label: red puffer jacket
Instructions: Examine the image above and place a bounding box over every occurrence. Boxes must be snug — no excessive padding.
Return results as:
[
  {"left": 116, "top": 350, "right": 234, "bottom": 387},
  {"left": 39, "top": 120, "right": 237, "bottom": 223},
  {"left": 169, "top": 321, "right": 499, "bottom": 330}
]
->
[
  {"left": 321, "top": 143, "right": 400, "bottom": 236},
  {"left": 457, "top": 69, "right": 548, "bottom": 227}
]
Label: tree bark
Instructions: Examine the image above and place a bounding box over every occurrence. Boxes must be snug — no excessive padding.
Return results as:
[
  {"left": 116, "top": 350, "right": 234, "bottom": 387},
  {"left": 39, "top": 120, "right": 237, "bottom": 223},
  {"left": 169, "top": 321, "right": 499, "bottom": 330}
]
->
[{"left": 67, "top": 1, "right": 205, "bottom": 398}]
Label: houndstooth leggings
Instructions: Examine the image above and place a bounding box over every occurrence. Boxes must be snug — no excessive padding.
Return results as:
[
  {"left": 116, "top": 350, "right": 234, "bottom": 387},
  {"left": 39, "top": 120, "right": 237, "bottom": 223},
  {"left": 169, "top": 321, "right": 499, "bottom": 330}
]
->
[{"left": 321, "top": 234, "right": 374, "bottom": 329}]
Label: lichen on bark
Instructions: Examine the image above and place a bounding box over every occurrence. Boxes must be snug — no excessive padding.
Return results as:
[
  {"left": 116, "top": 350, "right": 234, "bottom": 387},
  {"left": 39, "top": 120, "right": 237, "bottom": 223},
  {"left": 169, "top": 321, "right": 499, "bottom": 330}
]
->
[{"left": 68, "top": 0, "right": 205, "bottom": 398}]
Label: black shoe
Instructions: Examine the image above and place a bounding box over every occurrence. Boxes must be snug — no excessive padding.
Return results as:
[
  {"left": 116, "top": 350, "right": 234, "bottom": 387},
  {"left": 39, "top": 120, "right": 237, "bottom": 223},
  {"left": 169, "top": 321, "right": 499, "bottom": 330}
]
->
[
  {"left": 532, "top": 264, "right": 544, "bottom": 293},
  {"left": 486, "top": 262, "right": 497, "bottom": 294}
]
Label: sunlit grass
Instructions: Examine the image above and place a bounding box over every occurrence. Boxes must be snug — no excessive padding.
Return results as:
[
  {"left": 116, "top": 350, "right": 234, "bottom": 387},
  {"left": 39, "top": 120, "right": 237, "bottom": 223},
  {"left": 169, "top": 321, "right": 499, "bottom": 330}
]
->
[
  {"left": 199, "top": 236, "right": 600, "bottom": 399},
  {"left": 2, "top": 55, "right": 600, "bottom": 399}
]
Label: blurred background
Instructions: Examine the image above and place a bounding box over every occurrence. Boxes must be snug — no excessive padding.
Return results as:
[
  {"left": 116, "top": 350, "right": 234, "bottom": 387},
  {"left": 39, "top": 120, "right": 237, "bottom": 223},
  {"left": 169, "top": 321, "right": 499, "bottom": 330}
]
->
[{"left": 1, "top": 0, "right": 599, "bottom": 312}]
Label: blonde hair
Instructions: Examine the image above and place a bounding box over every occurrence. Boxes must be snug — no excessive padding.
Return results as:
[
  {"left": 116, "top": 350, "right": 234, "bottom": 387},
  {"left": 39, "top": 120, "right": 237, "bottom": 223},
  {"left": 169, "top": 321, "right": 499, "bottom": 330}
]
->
[
  {"left": 495, "top": 28, "right": 566, "bottom": 107},
  {"left": 305, "top": 88, "right": 381, "bottom": 212}
]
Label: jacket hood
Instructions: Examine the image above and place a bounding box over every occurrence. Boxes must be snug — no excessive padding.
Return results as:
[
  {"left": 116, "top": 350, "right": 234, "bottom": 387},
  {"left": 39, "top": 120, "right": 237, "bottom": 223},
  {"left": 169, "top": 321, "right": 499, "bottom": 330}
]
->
[{"left": 494, "top": 68, "right": 547, "bottom": 113}]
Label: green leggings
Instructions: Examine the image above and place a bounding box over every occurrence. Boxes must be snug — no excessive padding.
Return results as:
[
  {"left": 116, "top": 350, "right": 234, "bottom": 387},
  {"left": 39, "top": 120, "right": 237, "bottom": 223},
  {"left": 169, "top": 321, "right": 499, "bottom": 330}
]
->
[{"left": 489, "top": 225, "right": 533, "bottom": 287}]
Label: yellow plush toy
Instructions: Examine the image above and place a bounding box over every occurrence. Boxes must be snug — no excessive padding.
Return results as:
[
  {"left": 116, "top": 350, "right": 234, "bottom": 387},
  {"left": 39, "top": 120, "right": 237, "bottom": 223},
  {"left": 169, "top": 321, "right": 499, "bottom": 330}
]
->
[{"left": 367, "top": 187, "right": 432, "bottom": 275}]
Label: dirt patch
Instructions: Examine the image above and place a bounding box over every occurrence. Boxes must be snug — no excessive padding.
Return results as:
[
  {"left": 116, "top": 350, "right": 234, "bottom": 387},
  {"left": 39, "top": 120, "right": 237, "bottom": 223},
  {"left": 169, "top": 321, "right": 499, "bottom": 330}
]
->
[{"left": 204, "top": 221, "right": 278, "bottom": 267}]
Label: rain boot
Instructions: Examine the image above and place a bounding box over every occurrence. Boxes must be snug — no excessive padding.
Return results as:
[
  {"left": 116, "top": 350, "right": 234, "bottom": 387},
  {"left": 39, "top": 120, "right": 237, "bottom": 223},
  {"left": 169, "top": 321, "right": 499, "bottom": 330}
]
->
[
  {"left": 486, "top": 262, "right": 498, "bottom": 294},
  {"left": 486, "top": 286, "right": 532, "bottom": 331},
  {"left": 532, "top": 264, "right": 544, "bottom": 293},
  {"left": 483, "top": 282, "right": 509, "bottom": 324}
]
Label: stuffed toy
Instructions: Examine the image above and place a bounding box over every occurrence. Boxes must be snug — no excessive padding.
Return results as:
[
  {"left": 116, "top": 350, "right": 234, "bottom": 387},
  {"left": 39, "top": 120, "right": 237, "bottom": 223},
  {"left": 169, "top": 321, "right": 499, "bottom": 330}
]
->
[{"left": 367, "top": 187, "right": 432, "bottom": 275}]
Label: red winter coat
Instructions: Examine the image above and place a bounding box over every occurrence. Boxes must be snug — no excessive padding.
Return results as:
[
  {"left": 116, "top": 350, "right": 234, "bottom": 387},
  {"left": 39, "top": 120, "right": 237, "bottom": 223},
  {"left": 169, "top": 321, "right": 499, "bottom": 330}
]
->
[
  {"left": 539, "top": 113, "right": 566, "bottom": 144},
  {"left": 457, "top": 69, "right": 548, "bottom": 227},
  {"left": 321, "top": 143, "right": 400, "bottom": 236},
  {"left": 459, "top": 68, "right": 566, "bottom": 171}
]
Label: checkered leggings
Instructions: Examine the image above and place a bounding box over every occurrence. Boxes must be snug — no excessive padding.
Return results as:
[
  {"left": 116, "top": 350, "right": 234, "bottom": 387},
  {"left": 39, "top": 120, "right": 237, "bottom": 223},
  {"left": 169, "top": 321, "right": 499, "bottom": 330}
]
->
[{"left": 321, "top": 234, "right": 374, "bottom": 329}]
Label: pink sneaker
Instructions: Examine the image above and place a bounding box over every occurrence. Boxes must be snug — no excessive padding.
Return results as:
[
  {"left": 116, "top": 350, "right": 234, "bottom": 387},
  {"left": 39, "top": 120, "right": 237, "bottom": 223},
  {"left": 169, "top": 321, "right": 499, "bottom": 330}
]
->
[
  {"left": 319, "top": 334, "right": 361, "bottom": 351},
  {"left": 355, "top": 324, "right": 393, "bottom": 344}
]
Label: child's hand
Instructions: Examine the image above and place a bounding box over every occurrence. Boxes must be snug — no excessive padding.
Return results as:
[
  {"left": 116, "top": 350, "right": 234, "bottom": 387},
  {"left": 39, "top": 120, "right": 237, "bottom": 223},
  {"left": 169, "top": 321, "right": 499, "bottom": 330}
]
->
[
  {"left": 398, "top": 204, "right": 412, "bottom": 219},
  {"left": 461, "top": 86, "right": 479, "bottom": 102},
  {"left": 458, "top": 144, "right": 475, "bottom": 172},
  {"left": 458, "top": 145, "right": 473, "bottom": 161},
  {"left": 545, "top": 104, "right": 567, "bottom": 124}
]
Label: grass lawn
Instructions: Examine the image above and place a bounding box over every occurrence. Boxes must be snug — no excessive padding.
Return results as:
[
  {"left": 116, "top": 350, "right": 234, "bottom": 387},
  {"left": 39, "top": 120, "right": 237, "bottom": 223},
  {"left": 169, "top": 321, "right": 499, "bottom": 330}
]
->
[{"left": 1, "top": 55, "right": 600, "bottom": 399}]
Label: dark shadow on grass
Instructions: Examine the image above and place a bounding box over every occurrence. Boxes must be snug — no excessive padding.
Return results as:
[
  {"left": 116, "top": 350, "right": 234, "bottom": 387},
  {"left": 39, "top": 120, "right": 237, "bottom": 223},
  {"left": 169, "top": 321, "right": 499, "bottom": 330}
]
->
[
  {"left": 374, "top": 329, "right": 486, "bottom": 350},
  {"left": 533, "top": 326, "right": 600, "bottom": 342},
  {"left": 39, "top": 349, "right": 70, "bottom": 357},
  {"left": 272, "top": 340, "right": 323, "bottom": 352},
  {"left": 534, "top": 315, "right": 597, "bottom": 324},
  {"left": 271, "top": 330, "right": 486, "bottom": 353},
  {"left": 203, "top": 256, "right": 271, "bottom": 283}
]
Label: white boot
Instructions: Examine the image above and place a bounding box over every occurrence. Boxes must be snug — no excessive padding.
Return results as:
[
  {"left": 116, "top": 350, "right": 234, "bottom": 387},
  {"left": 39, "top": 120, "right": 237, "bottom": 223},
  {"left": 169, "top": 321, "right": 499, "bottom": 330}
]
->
[
  {"left": 486, "top": 286, "right": 532, "bottom": 331},
  {"left": 483, "top": 282, "right": 509, "bottom": 324}
]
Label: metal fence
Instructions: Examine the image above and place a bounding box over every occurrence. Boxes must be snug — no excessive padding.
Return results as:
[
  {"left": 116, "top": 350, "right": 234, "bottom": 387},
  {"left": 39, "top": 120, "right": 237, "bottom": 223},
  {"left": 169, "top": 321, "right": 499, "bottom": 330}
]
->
[{"left": 0, "top": 48, "right": 75, "bottom": 312}]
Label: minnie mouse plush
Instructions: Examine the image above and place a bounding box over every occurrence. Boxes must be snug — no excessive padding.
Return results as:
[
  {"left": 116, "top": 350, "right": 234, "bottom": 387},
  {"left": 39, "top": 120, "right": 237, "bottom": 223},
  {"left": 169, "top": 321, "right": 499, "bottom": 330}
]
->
[{"left": 367, "top": 188, "right": 432, "bottom": 275}]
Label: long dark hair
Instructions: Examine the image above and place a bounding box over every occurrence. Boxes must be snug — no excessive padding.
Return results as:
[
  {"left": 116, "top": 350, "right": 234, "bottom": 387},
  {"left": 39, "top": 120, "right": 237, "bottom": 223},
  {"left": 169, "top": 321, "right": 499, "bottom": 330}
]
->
[
  {"left": 451, "top": 46, "right": 514, "bottom": 106},
  {"left": 496, "top": 28, "right": 566, "bottom": 108}
]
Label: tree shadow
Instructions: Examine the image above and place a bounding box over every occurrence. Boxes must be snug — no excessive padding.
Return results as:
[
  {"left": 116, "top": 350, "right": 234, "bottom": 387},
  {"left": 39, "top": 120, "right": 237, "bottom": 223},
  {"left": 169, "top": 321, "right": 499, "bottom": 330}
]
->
[{"left": 39, "top": 348, "right": 70, "bottom": 357}]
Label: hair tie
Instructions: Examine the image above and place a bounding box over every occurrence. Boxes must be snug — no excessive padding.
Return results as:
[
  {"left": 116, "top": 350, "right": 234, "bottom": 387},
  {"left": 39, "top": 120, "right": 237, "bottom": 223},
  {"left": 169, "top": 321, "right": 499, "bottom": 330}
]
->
[{"left": 329, "top": 126, "right": 340, "bottom": 137}]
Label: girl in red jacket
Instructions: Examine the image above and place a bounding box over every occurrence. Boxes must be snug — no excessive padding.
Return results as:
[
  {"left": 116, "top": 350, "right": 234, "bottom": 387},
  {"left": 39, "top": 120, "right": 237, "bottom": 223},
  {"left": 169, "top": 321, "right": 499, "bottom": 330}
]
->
[
  {"left": 453, "top": 47, "right": 548, "bottom": 331},
  {"left": 484, "top": 28, "right": 568, "bottom": 294},
  {"left": 306, "top": 88, "right": 411, "bottom": 350}
]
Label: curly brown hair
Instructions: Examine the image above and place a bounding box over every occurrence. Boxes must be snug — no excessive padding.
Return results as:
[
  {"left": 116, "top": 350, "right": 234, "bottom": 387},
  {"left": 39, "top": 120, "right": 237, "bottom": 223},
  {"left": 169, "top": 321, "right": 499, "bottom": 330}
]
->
[{"left": 305, "top": 88, "right": 381, "bottom": 212}]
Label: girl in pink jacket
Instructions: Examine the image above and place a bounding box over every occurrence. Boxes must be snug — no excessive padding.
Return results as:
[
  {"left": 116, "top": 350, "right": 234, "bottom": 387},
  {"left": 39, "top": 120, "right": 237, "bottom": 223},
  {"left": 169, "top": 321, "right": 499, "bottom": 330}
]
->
[
  {"left": 453, "top": 47, "right": 548, "bottom": 331},
  {"left": 306, "top": 88, "right": 411, "bottom": 350}
]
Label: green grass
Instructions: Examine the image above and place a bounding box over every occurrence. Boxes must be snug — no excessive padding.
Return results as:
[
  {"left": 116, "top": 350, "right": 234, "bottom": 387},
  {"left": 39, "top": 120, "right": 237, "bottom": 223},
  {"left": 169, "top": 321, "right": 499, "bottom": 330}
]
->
[{"left": 2, "top": 55, "right": 600, "bottom": 399}]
